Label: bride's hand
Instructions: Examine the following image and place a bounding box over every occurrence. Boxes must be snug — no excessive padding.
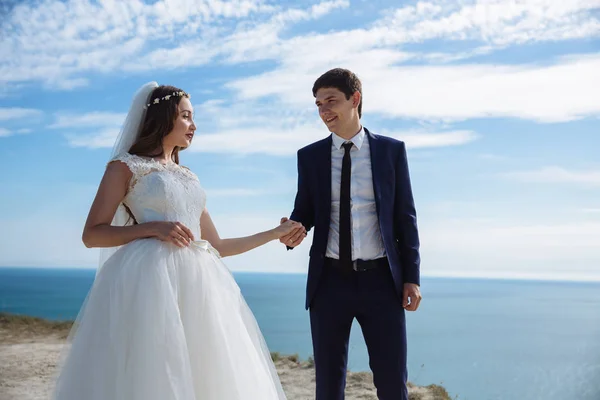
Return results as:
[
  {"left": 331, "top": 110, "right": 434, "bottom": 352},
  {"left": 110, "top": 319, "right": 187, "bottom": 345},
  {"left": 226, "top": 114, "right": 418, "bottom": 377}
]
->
[
  {"left": 273, "top": 219, "right": 305, "bottom": 240},
  {"left": 279, "top": 217, "right": 307, "bottom": 247},
  {"left": 149, "top": 221, "right": 195, "bottom": 247}
]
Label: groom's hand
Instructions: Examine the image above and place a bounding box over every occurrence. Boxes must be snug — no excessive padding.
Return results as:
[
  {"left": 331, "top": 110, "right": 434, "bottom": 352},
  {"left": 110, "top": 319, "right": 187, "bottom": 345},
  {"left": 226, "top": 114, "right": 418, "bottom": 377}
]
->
[
  {"left": 279, "top": 217, "right": 306, "bottom": 248},
  {"left": 402, "top": 283, "right": 422, "bottom": 311}
]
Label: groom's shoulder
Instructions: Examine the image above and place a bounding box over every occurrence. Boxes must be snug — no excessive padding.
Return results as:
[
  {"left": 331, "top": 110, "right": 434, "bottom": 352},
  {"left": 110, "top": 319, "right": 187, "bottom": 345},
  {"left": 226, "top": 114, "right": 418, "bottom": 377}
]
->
[
  {"left": 298, "top": 136, "right": 330, "bottom": 156},
  {"left": 366, "top": 129, "right": 406, "bottom": 150}
]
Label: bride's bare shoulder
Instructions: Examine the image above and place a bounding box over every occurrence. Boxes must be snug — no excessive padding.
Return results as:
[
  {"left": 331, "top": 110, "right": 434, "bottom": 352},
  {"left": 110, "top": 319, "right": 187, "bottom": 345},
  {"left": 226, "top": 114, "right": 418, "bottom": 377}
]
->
[
  {"left": 105, "top": 158, "right": 134, "bottom": 180},
  {"left": 106, "top": 153, "right": 147, "bottom": 177}
]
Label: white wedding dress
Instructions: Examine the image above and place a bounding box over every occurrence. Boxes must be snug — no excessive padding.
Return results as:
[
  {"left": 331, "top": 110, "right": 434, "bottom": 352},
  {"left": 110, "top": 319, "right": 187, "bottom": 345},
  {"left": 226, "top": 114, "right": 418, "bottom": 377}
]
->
[{"left": 52, "top": 153, "right": 287, "bottom": 400}]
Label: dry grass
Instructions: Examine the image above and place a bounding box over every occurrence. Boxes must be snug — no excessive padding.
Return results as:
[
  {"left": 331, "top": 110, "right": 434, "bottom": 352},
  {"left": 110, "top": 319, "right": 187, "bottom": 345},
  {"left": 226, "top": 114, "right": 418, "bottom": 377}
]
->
[
  {"left": 0, "top": 313, "right": 73, "bottom": 342},
  {"left": 272, "top": 352, "right": 452, "bottom": 400},
  {"left": 425, "top": 384, "right": 453, "bottom": 399}
]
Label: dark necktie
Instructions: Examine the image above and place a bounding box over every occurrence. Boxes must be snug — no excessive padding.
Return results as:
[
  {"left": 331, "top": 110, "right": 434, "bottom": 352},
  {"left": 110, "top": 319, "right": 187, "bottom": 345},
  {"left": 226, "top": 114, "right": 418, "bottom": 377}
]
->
[{"left": 339, "top": 142, "right": 353, "bottom": 268}]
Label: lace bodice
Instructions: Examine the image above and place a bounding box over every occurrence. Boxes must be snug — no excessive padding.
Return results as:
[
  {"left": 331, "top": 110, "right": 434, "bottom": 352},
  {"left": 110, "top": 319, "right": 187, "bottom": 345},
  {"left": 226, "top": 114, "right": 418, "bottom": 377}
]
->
[{"left": 111, "top": 153, "right": 206, "bottom": 239}]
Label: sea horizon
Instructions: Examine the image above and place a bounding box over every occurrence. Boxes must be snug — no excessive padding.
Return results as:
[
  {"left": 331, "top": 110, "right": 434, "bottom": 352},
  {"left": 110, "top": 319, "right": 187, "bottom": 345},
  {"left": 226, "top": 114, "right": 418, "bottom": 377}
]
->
[{"left": 3, "top": 265, "right": 600, "bottom": 285}]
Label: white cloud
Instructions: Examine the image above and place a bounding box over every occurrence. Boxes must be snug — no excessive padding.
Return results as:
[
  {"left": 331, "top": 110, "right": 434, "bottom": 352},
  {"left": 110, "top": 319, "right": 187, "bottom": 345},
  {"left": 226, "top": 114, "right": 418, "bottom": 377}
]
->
[
  {"left": 69, "top": 122, "right": 478, "bottom": 154},
  {"left": 182, "top": 96, "right": 478, "bottom": 155},
  {"left": 65, "top": 97, "right": 478, "bottom": 154},
  {"left": 420, "top": 217, "right": 600, "bottom": 281},
  {"left": 1, "top": 0, "right": 347, "bottom": 88},
  {"left": 504, "top": 166, "right": 600, "bottom": 186},
  {"left": 126, "top": 0, "right": 349, "bottom": 70},
  {"left": 386, "top": 130, "right": 479, "bottom": 148},
  {"left": 194, "top": 124, "right": 331, "bottom": 155},
  {"left": 7, "top": 0, "right": 600, "bottom": 149},
  {"left": 49, "top": 77, "right": 90, "bottom": 90},
  {"left": 48, "top": 111, "right": 125, "bottom": 148},
  {"left": 310, "top": 0, "right": 348, "bottom": 18},
  {"left": 1, "top": 0, "right": 256, "bottom": 86},
  {"left": 269, "top": 0, "right": 348, "bottom": 24},
  {"left": 193, "top": 119, "right": 478, "bottom": 156},
  {"left": 376, "top": 0, "right": 600, "bottom": 47},
  {"left": 228, "top": 52, "right": 600, "bottom": 123},
  {"left": 478, "top": 153, "right": 507, "bottom": 161},
  {"left": 215, "top": 0, "right": 600, "bottom": 123},
  {"left": 3, "top": 0, "right": 599, "bottom": 95},
  {"left": 66, "top": 128, "right": 120, "bottom": 149},
  {"left": 368, "top": 55, "right": 600, "bottom": 123},
  {"left": 49, "top": 112, "right": 126, "bottom": 129},
  {"left": 0, "top": 128, "right": 33, "bottom": 137},
  {"left": 0, "top": 107, "right": 43, "bottom": 121},
  {"left": 195, "top": 0, "right": 600, "bottom": 69}
]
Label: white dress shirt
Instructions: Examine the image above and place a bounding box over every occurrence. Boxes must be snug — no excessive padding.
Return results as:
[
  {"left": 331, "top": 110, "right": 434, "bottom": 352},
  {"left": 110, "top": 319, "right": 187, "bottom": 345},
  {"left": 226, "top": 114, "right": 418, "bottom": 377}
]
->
[{"left": 326, "top": 127, "right": 386, "bottom": 261}]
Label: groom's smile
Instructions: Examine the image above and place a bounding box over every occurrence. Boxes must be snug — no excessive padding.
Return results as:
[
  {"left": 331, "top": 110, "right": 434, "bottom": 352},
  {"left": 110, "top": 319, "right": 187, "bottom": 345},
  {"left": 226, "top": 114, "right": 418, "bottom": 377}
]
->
[{"left": 315, "top": 86, "right": 362, "bottom": 138}]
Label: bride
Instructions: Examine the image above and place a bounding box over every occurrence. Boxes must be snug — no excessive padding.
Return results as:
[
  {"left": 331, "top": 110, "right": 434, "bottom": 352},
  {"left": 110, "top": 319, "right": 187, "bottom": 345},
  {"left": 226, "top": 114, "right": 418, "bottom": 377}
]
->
[{"left": 52, "top": 82, "right": 305, "bottom": 400}]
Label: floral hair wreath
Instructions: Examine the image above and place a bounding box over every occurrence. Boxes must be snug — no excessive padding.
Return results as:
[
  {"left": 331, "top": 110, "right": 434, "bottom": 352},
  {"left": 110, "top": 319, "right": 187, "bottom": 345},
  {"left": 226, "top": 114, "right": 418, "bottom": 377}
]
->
[{"left": 144, "top": 91, "right": 190, "bottom": 109}]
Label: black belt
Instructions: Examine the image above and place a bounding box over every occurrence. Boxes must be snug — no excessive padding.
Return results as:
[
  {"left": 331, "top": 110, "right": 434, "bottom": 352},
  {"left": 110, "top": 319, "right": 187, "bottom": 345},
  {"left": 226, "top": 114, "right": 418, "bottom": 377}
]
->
[{"left": 325, "top": 257, "right": 387, "bottom": 272}]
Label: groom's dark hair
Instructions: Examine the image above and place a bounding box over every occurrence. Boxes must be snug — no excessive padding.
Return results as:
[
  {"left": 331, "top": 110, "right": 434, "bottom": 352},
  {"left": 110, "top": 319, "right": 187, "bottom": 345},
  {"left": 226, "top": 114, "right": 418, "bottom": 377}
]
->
[{"left": 312, "top": 68, "right": 362, "bottom": 118}]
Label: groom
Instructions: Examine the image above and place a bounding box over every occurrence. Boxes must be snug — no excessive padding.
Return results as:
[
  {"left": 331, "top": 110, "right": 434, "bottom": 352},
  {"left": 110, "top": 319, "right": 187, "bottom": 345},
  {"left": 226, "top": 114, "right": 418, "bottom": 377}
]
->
[{"left": 280, "top": 68, "right": 422, "bottom": 400}]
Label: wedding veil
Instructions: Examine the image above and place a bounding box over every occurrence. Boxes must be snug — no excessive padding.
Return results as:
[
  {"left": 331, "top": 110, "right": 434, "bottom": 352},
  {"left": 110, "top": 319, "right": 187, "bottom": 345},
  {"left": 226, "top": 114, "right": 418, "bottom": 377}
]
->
[{"left": 97, "top": 81, "right": 158, "bottom": 276}]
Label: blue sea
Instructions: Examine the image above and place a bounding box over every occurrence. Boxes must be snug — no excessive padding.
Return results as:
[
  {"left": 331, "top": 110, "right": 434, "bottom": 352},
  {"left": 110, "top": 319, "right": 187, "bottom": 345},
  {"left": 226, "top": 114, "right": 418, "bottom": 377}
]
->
[{"left": 1, "top": 267, "right": 599, "bottom": 400}]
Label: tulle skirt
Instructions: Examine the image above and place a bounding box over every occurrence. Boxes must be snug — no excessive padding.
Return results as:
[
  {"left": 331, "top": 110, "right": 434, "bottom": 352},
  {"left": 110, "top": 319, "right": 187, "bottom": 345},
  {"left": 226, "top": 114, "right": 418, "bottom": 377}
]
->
[{"left": 52, "top": 239, "right": 286, "bottom": 400}]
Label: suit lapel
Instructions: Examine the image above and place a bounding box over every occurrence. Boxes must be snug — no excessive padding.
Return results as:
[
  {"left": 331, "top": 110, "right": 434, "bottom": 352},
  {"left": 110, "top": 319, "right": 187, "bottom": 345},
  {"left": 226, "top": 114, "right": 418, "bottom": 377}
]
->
[
  {"left": 366, "top": 128, "right": 383, "bottom": 215},
  {"left": 318, "top": 135, "right": 333, "bottom": 219}
]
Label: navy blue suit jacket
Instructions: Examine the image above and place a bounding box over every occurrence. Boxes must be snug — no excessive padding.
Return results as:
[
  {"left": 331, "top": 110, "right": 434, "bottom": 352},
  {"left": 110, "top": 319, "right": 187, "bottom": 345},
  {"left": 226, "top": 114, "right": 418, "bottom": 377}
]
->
[{"left": 290, "top": 128, "right": 421, "bottom": 309}]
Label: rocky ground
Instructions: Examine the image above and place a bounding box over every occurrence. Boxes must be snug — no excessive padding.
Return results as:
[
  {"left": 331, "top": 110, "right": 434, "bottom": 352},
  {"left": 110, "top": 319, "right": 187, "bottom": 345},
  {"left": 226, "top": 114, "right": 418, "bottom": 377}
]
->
[{"left": 0, "top": 313, "right": 451, "bottom": 400}]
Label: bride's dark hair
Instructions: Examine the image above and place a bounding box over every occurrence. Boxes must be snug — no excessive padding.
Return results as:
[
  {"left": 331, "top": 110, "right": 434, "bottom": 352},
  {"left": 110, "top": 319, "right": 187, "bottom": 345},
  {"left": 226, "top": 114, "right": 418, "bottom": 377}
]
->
[{"left": 128, "top": 85, "right": 190, "bottom": 164}]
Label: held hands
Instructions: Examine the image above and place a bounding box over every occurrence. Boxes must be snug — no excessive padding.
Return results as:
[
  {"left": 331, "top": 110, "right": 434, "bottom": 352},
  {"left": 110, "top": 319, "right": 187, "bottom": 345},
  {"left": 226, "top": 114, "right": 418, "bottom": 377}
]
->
[
  {"left": 402, "top": 283, "right": 422, "bottom": 311},
  {"left": 273, "top": 218, "right": 305, "bottom": 242},
  {"left": 151, "top": 221, "right": 195, "bottom": 248},
  {"left": 278, "top": 217, "right": 307, "bottom": 248}
]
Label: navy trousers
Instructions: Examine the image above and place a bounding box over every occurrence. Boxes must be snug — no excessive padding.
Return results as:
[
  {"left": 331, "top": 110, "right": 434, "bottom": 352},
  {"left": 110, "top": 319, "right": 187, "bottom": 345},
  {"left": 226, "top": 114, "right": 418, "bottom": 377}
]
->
[{"left": 309, "top": 261, "right": 408, "bottom": 400}]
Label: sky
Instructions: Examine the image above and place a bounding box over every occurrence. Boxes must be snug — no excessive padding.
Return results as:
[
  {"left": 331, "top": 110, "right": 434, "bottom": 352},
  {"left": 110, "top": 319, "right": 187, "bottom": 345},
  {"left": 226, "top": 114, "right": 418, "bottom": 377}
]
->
[{"left": 0, "top": 0, "right": 599, "bottom": 281}]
